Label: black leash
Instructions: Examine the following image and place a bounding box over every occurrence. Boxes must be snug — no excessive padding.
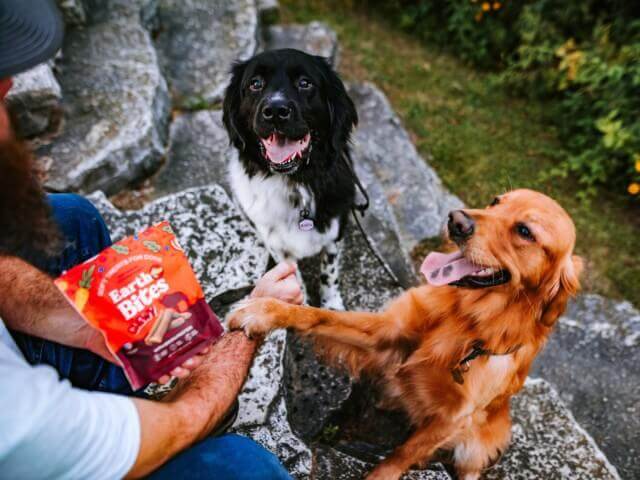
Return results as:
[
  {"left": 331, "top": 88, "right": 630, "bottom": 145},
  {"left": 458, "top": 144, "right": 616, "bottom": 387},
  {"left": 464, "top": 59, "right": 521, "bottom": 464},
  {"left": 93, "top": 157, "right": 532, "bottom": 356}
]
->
[{"left": 341, "top": 155, "right": 406, "bottom": 289}]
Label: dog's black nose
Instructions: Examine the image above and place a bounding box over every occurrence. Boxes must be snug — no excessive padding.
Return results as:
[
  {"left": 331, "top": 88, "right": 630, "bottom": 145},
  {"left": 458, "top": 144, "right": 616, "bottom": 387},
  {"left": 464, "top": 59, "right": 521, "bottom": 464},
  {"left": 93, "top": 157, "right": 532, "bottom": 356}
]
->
[
  {"left": 448, "top": 210, "right": 475, "bottom": 241},
  {"left": 262, "top": 98, "right": 291, "bottom": 122}
]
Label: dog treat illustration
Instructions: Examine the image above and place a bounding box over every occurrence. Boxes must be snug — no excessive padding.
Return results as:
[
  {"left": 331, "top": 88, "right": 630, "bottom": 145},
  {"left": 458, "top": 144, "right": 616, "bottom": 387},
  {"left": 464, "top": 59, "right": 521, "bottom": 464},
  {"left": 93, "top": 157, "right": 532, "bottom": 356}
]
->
[
  {"left": 111, "top": 244, "right": 129, "bottom": 255},
  {"left": 55, "top": 221, "right": 224, "bottom": 389},
  {"left": 143, "top": 240, "right": 161, "bottom": 253},
  {"left": 74, "top": 266, "right": 94, "bottom": 312},
  {"left": 145, "top": 310, "right": 192, "bottom": 346}
]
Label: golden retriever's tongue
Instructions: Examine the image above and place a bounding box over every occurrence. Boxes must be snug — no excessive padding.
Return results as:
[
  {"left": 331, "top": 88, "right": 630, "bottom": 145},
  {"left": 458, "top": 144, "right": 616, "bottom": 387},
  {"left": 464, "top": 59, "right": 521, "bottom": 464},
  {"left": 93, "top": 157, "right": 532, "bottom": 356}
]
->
[
  {"left": 420, "top": 251, "right": 478, "bottom": 286},
  {"left": 262, "top": 134, "right": 309, "bottom": 164}
]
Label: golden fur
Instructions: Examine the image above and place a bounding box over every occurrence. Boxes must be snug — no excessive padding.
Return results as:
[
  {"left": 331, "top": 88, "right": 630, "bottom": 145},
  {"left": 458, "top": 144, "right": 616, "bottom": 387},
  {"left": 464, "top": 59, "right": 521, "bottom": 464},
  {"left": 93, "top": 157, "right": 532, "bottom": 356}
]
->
[{"left": 229, "top": 189, "right": 582, "bottom": 480}]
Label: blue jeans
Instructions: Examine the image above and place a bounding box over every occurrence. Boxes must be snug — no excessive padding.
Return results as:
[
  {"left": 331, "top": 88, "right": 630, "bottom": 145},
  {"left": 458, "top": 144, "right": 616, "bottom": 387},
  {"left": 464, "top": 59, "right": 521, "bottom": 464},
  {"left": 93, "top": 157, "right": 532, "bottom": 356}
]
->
[{"left": 10, "top": 193, "right": 291, "bottom": 480}]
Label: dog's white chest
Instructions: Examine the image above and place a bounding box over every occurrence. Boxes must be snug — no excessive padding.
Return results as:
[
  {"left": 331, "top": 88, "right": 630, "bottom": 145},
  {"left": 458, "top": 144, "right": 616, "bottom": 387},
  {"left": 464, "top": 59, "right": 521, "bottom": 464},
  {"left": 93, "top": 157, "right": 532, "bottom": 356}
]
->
[
  {"left": 228, "top": 157, "right": 340, "bottom": 260},
  {"left": 467, "top": 354, "right": 516, "bottom": 408}
]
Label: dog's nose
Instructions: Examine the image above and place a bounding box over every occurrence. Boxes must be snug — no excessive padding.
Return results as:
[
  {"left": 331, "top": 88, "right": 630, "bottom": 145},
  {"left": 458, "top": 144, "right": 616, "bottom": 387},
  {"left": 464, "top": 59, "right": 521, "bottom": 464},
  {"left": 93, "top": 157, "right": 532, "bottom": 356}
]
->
[
  {"left": 448, "top": 210, "right": 475, "bottom": 241},
  {"left": 262, "top": 99, "right": 291, "bottom": 122}
]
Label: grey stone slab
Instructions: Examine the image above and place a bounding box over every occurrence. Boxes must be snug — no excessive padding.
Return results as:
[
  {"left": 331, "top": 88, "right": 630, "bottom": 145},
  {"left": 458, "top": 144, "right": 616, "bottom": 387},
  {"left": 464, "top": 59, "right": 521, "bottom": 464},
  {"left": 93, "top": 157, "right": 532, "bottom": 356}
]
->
[
  {"left": 257, "top": 0, "right": 279, "bottom": 26},
  {"left": 348, "top": 82, "right": 463, "bottom": 255},
  {"left": 284, "top": 334, "right": 352, "bottom": 442},
  {"left": 338, "top": 220, "right": 404, "bottom": 311},
  {"left": 151, "top": 110, "right": 237, "bottom": 198},
  {"left": 321, "top": 378, "right": 618, "bottom": 480},
  {"left": 354, "top": 160, "right": 419, "bottom": 289},
  {"left": 264, "top": 22, "right": 339, "bottom": 67},
  {"left": 150, "top": 0, "right": 258, "bottom": 108},
  {"left": 5, "top": 64, "right": 62, "bottom": 138},
  {"left": 284, "top": 221, "right": 404, "bottom": 445},
  {"left": 56, "top": 0, "right": 87, "bottom": 26},
  {"left": 532, "top": 294, "right": 640, "bottom": 479},
  {"left": 313, "top": 445, "right": 450, "bottom": 480},
  {"left": 233, "top": 329, "right": 314, "bottom": 479},
  {"left": 486, "top": 378, "right": 620, "bottom": 480},
  {"left": 88, "top": 185, "right": 269, "bottom": 300},
  {"left": 38, "top": 11, "right": 170, "bottom": 195}
]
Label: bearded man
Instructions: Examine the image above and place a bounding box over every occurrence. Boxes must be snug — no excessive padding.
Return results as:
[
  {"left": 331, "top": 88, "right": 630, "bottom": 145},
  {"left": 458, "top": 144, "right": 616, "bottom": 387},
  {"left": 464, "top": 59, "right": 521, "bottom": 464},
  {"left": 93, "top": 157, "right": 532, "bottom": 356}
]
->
[{"left": 0, "top": 1, "right": 300, "bottom": 478}]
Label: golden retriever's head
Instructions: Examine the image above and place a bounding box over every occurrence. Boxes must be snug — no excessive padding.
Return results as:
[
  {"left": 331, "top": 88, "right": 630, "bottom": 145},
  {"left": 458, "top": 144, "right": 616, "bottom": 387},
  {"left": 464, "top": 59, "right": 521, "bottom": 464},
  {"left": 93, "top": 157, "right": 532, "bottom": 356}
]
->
[{"left": 423, "top": 189, "right": 582, "bottom": 325}]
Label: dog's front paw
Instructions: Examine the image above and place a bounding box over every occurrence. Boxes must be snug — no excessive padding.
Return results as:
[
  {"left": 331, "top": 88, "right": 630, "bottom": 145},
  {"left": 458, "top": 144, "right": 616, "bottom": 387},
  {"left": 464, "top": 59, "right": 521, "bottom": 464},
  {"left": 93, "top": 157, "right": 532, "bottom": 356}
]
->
[
  {"left": 365, "top": 464, "right": 403, "bottom": 480},
  {"left": 226, "top": 297, "right": 285, "bottom": 338}
]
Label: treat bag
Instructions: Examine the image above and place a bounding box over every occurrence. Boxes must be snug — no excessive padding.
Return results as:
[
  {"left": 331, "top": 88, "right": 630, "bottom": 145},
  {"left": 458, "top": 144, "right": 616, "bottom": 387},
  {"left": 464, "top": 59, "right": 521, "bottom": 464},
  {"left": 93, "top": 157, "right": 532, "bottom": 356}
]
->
[{"left": 55, "top": 221, "right": 224, "bottom": 389}]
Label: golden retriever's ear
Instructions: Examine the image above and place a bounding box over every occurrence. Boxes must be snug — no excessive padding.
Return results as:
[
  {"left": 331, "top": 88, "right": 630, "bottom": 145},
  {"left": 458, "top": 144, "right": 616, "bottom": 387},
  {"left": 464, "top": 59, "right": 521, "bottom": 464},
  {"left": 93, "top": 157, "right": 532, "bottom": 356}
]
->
[{"left": 540, "top": 255, "right": 583, "bottom": 327}]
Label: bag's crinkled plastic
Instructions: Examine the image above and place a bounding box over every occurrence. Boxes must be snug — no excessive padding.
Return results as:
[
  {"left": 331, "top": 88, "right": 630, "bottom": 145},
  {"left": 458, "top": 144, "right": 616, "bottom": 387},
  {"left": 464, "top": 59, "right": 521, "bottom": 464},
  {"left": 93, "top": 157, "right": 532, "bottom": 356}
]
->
[{"left": 55, "top": 221, "right": 224, "bottom": 389}]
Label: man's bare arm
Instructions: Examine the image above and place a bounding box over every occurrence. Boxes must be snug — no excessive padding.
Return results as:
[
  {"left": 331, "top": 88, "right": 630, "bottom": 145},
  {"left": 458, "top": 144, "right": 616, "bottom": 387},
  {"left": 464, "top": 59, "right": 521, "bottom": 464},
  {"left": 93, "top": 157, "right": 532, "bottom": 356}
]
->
[
  {"left": 126, "top": 331, "right": 257, "bottom": 478},
  {"left": 0, "top": 255, "right": 103, "bottom": 353}
]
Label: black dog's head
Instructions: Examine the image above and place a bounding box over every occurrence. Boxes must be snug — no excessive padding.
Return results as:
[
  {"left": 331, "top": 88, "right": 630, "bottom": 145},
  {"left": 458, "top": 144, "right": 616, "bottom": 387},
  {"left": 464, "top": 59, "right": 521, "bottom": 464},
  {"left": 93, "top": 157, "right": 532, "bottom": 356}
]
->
[{"left": 223, "top": 49, "right": 357, "bottom": 176}]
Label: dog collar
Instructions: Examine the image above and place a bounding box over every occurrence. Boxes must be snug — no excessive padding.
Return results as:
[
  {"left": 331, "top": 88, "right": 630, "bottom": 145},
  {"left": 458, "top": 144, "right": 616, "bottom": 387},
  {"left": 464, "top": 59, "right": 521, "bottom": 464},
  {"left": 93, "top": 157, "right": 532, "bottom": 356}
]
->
[{"left": 451, "top": 340, "right": 522, "bottom": 385}]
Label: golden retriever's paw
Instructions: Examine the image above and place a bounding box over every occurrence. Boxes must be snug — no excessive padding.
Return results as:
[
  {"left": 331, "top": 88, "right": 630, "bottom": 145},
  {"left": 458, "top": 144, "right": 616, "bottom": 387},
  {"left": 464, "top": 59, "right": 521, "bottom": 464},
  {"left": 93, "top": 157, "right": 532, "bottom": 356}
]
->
[{"left": 226, "top": 297, "right": 284, "bottom": 338}]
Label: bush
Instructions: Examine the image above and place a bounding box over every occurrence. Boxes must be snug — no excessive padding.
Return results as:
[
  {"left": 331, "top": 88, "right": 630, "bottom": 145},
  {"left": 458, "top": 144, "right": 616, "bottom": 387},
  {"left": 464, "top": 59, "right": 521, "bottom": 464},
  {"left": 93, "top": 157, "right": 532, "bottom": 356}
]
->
[{"left": 357, "top": 0, "right": 640, "bottom": 198}]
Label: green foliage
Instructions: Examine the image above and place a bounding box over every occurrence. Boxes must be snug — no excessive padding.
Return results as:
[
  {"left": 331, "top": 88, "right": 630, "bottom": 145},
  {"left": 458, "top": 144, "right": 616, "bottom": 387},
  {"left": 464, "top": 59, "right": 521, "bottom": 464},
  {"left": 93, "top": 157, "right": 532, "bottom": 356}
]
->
[{"left": 357, "top": 0, "right": 640, "bottom": 197}]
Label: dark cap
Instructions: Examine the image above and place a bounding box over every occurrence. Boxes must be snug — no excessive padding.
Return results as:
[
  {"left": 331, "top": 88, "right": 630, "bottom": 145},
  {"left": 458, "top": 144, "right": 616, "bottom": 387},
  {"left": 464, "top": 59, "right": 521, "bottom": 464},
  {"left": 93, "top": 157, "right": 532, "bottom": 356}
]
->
[{"left": 0, "top": 0, "right": 64, "bottom": 78}]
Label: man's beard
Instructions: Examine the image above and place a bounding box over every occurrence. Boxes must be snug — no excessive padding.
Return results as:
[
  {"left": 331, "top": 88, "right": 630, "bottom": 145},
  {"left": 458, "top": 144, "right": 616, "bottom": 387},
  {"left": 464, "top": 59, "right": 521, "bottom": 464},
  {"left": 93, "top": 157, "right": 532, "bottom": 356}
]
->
[{"left": 0, "top": 136, "right": 62, "bottom": 268}]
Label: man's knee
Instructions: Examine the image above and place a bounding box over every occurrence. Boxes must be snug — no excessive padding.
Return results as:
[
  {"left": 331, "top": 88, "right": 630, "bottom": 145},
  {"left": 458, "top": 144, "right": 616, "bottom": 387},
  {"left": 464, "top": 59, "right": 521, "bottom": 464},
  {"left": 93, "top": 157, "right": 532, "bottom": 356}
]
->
[
  {"left": 46, "top": 193, "right": 112, "bottom": 275},
  {"left": 149, "top": 434, "right": 292, "bottom": 480}
]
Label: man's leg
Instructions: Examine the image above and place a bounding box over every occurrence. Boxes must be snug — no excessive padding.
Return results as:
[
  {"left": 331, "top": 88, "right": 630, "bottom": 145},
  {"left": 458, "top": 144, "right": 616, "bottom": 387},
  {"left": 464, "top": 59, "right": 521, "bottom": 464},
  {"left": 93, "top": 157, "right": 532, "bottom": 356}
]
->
[
  {"left": 148, "top": 434, "right": 292, "bottom": 480},
  {"left": 11, "top": 193, "right": 134, "bottom": 394}
]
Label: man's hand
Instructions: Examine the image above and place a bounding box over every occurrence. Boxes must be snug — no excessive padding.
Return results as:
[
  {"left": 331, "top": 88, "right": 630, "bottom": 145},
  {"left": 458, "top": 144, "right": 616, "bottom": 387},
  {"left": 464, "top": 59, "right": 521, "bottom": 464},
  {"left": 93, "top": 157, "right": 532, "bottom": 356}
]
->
[
  {"left": 251, "top": 261, "right": 303, "bottom": 305},
  {"left": 128, "top": 331, "right": 257, "bottom": 477}
]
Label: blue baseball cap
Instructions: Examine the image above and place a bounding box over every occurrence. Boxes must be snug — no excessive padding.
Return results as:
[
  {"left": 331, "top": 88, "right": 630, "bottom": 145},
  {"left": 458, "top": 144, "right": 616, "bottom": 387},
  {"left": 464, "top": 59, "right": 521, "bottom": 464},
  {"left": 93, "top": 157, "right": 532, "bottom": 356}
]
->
[{"left": 0, "top": 0, "right": 64, "bottom": 78}]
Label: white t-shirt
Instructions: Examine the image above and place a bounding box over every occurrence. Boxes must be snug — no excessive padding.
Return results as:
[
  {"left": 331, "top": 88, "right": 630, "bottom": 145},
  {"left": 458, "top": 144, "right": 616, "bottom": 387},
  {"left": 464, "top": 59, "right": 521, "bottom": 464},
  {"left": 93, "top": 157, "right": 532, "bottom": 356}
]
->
[{"left": 0, "top": 319, "right": 141, "bottom": 479}]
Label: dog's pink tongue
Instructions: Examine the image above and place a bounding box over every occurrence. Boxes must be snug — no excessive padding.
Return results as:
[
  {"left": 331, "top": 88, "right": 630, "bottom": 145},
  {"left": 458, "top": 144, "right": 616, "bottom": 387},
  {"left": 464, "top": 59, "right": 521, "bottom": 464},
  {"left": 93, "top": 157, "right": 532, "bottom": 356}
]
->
[
  {"left": 262, "top": 134, "right": 309, "bottom": 164},
  {"left": 420, "top": 251, "right": 478, "bottom": 286}
]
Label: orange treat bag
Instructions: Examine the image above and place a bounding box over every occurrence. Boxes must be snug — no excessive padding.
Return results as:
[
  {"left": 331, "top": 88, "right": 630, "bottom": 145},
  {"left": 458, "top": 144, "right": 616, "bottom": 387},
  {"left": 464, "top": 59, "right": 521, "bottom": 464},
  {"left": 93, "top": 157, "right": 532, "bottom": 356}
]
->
[{"left": 55, "top": 221, "right": 224, "bottom": 389}]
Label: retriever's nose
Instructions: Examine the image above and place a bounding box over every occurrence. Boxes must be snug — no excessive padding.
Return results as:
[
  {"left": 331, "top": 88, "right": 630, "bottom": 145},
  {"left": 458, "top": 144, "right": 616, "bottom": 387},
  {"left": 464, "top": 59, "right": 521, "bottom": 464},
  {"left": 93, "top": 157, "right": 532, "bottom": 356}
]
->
[
  {"left": 448, "top": 210, "right": 475, "bottom": 241},
  {"left": 261, "top": 98, "right": 291, "bottom": 122}
]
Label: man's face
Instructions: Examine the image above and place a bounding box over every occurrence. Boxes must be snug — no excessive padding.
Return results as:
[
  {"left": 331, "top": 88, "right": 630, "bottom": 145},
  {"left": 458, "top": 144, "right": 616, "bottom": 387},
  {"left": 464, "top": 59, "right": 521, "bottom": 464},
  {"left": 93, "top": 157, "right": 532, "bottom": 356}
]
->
[{"left": 0, "top": 100, "right": 61, "bottom": 265}]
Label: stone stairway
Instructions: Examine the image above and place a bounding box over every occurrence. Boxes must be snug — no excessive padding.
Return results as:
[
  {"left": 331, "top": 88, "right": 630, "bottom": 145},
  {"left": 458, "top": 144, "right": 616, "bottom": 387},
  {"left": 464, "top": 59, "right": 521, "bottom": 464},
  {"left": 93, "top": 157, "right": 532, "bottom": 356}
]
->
[{"left": 8, "top": 0, "right": 634, "bottom": 477}]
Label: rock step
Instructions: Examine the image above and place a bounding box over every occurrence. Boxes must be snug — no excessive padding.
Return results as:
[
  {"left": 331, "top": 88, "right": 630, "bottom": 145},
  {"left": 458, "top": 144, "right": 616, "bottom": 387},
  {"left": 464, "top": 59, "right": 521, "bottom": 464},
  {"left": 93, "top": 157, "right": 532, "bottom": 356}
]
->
[
  {"left": 56, "top": 0, "right": 86, "bottom": 26},
  {"left": 38, "top": 4, "right": 170, "bottom": 195},
  {"left": 5, "top": 63, "right": 62, "bottom": 139},
  {"left": 347, "top": 82, "right": 463, "bottom": 255},
  {"left": 151, "top": 110, "right": 236, "bottom": 199},
  {"left": 264, "top": 21, "right": 340, "bottom": 66},
  {"left": 532, "top": 294, "right": 640, "bottom": 479},
  {"left": 149, "top": 0, "right": 259, "bottom": 109}
]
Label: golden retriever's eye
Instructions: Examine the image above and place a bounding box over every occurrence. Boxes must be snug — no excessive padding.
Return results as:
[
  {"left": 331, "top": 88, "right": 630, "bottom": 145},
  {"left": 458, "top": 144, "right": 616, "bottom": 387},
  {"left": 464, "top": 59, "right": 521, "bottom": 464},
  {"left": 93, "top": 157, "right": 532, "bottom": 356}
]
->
[
  {"left": 249, "top": 76, "right": 264, "bottom": 92},
  {"left": 516, "top": 223, "right": 535, "bottom": 241},
  {"left": 490, "top": 197, "right": 500, "bottom": 207},
  {"left": 298, "top": 77, "right": 312, "bottom": 90}
]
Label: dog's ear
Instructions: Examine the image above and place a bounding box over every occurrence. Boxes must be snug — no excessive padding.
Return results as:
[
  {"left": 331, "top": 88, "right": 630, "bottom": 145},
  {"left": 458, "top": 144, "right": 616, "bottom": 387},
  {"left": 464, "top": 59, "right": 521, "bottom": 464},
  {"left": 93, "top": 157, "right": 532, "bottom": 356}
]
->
[
  {"left": 223, "top": 60, "right": 249, "bottom": 151},
  {"left": 318, "top": 57, "right": 358, "bottom": 156},
  {"left": 540, "top": 254, "right": 583, "bottom": 327}
]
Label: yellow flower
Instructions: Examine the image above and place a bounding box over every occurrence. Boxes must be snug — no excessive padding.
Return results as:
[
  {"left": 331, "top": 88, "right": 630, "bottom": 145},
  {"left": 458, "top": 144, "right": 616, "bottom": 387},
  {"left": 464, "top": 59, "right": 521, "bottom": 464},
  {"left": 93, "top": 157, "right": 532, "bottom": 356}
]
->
[
  {"left": 493, "top": 1, "right": 502, "bottom": 10},
  {"left": 634, "top": 154, "right": 640, "bottom": 172},
  {"left": 629, "top": 183, "right": 640, "bottom": 195},
  {"left": 482, "top": 2, "right": 491, "bottom": 11}
]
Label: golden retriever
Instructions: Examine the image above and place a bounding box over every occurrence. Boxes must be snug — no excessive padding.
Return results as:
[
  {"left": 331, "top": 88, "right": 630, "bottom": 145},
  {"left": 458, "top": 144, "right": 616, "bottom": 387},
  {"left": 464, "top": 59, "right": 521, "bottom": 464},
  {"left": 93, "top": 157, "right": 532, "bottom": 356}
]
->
[{"left": 228, "top": 189, "right": 582, "bottom": 480}]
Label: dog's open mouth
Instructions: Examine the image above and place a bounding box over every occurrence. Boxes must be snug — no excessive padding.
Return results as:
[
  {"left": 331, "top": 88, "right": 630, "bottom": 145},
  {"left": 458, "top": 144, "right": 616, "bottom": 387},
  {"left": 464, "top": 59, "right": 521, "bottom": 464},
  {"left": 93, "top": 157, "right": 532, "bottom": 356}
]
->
[
  {"left": 259, "top": 132, "right": 311, "bottom": 173},
  {"left": 420, "top": 250, "right": 511, "bottom": 288}
]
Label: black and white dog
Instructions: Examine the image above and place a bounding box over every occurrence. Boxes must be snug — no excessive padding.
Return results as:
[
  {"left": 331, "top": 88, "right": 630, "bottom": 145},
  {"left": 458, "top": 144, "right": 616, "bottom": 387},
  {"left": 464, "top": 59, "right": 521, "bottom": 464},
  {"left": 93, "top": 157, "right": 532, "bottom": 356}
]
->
[{"left": 222, "top": 49, "right": 359, "bottom": 309}]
